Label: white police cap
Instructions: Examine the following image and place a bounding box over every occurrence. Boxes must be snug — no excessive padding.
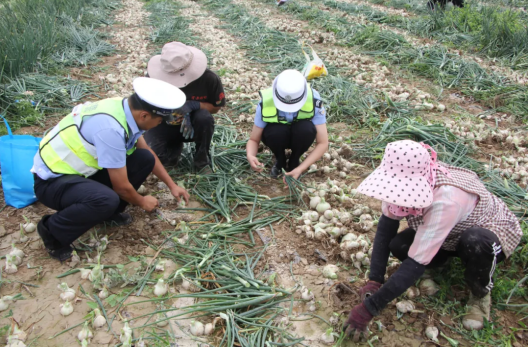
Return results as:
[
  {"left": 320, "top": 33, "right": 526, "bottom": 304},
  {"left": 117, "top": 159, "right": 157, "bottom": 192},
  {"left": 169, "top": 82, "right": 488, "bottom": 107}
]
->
[{"left": 132, "top": 77, "right": 186, "bottom": 119}]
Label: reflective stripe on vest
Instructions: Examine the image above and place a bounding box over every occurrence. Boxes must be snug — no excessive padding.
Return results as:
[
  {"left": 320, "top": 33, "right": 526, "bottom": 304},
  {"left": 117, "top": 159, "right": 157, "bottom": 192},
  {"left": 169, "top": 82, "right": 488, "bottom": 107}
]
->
[
  {"left": 259, "top": 87, "right": 315, "bottom": 124},
  {"left": 39, "top": 98, "right": 132, "bottom": 177}
]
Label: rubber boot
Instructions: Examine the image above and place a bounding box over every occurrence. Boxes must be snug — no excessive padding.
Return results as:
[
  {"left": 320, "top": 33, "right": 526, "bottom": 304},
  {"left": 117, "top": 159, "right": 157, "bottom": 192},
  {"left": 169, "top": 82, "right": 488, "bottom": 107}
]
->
[{"left": 462, "top": 292, "right": 491, "bottom": 330}]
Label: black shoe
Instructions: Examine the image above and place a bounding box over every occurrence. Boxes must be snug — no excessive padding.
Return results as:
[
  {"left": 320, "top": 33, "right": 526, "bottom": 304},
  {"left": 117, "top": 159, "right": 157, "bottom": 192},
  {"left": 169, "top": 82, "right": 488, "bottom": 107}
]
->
[
  {"left": 104, "top": 212, "right": 133, "bottom": 227},
  {"left": 37, "top": 215, "right": 62, "bottom": 250},
  {"left": 270, "top": 162, "right": 283, "bottom": 179},
  {"left": 48, "top": 245, "right": 73, "bottom": 262}
]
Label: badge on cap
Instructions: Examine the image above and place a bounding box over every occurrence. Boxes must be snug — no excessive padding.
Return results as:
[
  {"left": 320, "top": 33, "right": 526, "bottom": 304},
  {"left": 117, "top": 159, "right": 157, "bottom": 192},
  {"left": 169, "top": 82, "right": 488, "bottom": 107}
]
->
[{"left": 284, "top": 95, "right": 292, "bottom": 102}]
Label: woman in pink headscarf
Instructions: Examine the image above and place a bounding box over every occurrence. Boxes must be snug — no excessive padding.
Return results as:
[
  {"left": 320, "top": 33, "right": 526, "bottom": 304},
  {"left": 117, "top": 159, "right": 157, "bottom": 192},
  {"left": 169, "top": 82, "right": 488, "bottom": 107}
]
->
[{"left": 343, "top": 140, "right": 522, "bottom": 341}]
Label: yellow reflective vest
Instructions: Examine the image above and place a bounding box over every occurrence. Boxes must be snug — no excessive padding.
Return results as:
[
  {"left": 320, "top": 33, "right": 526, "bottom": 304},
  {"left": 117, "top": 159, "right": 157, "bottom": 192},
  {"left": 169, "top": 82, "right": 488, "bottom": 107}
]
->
[
  {"left": 39, "top": 98, "right": 135, "bottom": 177},
  {"left": 259, "top": 87, "right": 315, "bottom": 124}
]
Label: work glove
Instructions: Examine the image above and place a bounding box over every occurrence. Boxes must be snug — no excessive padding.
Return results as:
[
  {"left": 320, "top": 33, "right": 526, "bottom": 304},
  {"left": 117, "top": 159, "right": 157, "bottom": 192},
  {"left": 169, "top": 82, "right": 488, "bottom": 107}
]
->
[
  {"left": 176, "top": 100, "right": 200, "bottom": 116},
  {"left": 343, "top": 303, "right": 373, "bottom": 342},
  {"left": 180, "top": 113, "right": 194, "bottom": 140},
  {"left": 359, "top": 281, "right": 382, "bottom": 301}
]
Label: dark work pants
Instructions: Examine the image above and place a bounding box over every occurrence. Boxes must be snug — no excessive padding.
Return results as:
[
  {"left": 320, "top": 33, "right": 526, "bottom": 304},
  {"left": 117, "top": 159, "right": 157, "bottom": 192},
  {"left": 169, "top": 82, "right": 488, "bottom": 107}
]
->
[
  {"left": 33, "top": 149, "right": 155, "bottom": 247},
  {"left": 261, "top": 119, "right": 317, "bottom": 171},
  {"left": 143, "top": 109, "right": 214, "bottom": 169},
  {"left": 389, "top": 227, "right": 505, "bottom": 298}
]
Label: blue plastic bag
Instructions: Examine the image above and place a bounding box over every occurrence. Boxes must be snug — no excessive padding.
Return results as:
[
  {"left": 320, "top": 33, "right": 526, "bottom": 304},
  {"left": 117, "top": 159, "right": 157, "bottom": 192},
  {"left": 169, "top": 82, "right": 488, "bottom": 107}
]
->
[{"left": 0, "top": 116, "right": 41, "bottom": 208}]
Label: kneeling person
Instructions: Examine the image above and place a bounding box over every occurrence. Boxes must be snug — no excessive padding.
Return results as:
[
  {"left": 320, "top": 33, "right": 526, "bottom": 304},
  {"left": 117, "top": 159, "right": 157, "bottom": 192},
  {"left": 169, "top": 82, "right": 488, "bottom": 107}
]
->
[
  {"left": 32, "top": 78, "right": 190, "bottom": 261},
  {"left": 246, "top": 69, "right": 329, "bottom": 179},
  {"left": 145, "top": 42, "right": 225, "bottom": 171}
]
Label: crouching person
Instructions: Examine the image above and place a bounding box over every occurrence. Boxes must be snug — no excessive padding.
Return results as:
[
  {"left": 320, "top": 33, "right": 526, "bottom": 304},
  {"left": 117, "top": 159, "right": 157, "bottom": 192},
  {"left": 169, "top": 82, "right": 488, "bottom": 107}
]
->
[
  {"left": 246, "top": 69, "right": 329, "bottom": 179},
  {"left": 343, "top": 140, "right": 522, "bottom": 341},
  {"left": 144, "top": 42, "right": 225, "bottom": 171},
  {"left": 32, "top": 78, "right": 190, "bottom": 261}
]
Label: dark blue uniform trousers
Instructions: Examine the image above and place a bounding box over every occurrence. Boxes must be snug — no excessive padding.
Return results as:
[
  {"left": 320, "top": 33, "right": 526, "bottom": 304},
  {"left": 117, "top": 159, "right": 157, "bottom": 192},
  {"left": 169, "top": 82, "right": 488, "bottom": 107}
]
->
[{"left": 33, "top": 149, "right": 155, "bottom": 247}]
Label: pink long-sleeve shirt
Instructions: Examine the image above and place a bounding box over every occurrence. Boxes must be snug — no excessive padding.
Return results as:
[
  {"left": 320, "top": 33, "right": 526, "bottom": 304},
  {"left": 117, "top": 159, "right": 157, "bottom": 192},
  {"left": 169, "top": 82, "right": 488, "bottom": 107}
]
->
[{"left": 382, "top": 185, "right": 479, "bottom": 265}]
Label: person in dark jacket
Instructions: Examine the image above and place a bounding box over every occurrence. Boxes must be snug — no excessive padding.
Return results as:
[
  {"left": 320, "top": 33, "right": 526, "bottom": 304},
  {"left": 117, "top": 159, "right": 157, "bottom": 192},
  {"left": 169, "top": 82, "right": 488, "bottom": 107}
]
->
[
  {"left": 144, "top": 42, "right": 226, "bottom": 171},
  {"left": 428, "top": 0, "right": 464, "bottom": 10}
]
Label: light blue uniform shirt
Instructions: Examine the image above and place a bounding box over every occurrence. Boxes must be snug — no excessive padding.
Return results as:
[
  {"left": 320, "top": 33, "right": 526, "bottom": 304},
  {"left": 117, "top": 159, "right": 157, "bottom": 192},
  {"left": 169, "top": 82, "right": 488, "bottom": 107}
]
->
[
  {"left": 254, "top": 89, "right": 326, "bottom": 128},
  {"left": 32, "top": 98, "right": 144, "bottom": 180}
]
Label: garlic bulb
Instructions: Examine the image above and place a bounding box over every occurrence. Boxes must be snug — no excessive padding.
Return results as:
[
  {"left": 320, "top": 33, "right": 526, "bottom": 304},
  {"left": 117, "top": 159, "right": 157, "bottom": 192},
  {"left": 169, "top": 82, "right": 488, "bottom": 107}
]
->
[
  {"left": 155, "top": 260, "right": 166, "bottom": 272},
  {"left": 419, "top": 279, "right": 440, "bottom": 296},
  {"left": 97, "top": 236, "right": 109, "bottom": 252},
  {"left": 99, "top": 286, "right": 109, "bottom": 299},
  {"left": 5, "top": 256, "right": 18, "bottom": 274},
  {"left": 58, "top": 282, "right": 76, "bottom": 301},
  {"left": 355, "top": 251, "right": 366, "bottom": 262},
  {"left": 337, "top": 211, "right": 351, "bottom": 223},
  {"left": 425, "top": 326, "right": 439, "bottom": 342},
  {"left": 320, "top": 328, "right": 335, "bottom": 345},
  {"left": 340, "top": 234, "right": 359, "bottom": 251},
  {"left": 156, "top": 313, "right": 168, "bottom": 327},
  {"left": 190, "top": 320, "right": 205, "bottom": 336},
  {"left": 328, "top": 227, "right": 341, "bottom": 238},
  {"left": 323, "top": 210, "right": 334, "bottom": 220},
  {"left": 396, "top": 300, "right": 415, "bottom": 314},
  {"left": 181, "top": 278, "right": 200, "bottom": 292},
  {"left": 60, "top": 300, "right": 74, "bottom": 316},
  {"left": 154, "top": 279, "right": 168, "bottom": 296},
  {"left": 120, "top": 322, "right": 132, "bottom": 344},
  {"left": 316, "top": 199, "right": 331, "bottom": 214},
  {"left": 301, "top": 288, "right": 314, "bottom": 301},
  {"left": 93, "top": 309, "right": 106, "bottom": 328},
  {"left": 10, "top": 244, "right": 24, "bottom": 259},
  {"left": 70, "top": 251, "right": 80, "bottom": 268},
  {"left": 6, "top": 336, "right": 26, "bottom": 347},
  {"left": 306, "top": 211, "right": 319, "bottom": 222},
  {"left": 9, "top": 320, "right": 27, "bottom": 342},
  {"left": 77, "top": 321, "right": 93, "bottom": 341},
  {"left": 204, "top": 318, "right": 218, "bottom": 336},
  {"left": 309, "top": 196, "right": 321, "bottom": 209},
  {"left": 405, "top": 286, "right": 420, "bottom": 299},
  {"left": 0, "top": 296, "right": 13, "bottom": 311},
  {"left": 314, "top": 228, "right": 327, "bottom": 240},
  {"left": 89, "top": 262, "right": 104, "bottom": 284},
  {"left": 7, "top": 254, "right": 22, "bottom": 266},
  {"left": 329, "top": 312, "right": 340, "bottom": 326},
  {"left": 23, "top": 222, "right": 36, "bottom": 233},
  {"left": 322, "top": 264, "right": 339, "bottom": 279},
  {"left": 137, "top": 185, "right": 147, "bottom": 195},
  {"left": 80, "top": 269, "right": 92, "bottom": 280}
]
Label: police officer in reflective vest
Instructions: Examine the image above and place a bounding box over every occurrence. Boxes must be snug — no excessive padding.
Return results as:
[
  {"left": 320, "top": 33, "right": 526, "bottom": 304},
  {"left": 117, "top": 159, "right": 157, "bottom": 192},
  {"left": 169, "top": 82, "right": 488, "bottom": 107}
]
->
[
  {"left": 31, "top": 78, "right": 190, "bottom": 261},
  {"left": 246, "top": 69, "right": 329, "bottom": 179}
]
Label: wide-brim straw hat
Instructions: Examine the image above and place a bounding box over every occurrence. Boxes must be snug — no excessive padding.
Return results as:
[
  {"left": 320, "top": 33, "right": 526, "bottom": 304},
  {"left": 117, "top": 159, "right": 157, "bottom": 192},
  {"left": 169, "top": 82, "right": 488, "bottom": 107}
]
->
[{"left": 147, "top": 42, "right": 207, "bottom": 88}]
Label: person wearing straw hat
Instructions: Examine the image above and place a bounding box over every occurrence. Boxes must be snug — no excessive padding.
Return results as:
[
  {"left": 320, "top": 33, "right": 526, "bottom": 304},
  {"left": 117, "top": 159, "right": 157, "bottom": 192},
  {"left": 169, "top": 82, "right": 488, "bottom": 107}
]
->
[
  {"left": 31, "top": 77, "right": 190, "bottom": 262},
  {"left": 144, "top": 42, "right": 225, "bottom": 171},
  {"left": 246, "top": 69, "right": 328, "bottom": 179},
  {"left": 343, "top": 140, "right": 522, "bottom": 340}
]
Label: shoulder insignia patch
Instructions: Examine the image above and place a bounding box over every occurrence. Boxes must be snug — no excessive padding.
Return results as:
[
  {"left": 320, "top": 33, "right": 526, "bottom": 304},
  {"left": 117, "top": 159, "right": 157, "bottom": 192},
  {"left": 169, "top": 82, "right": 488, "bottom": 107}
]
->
[{"left": 315, "top": 99, "right": 323, "bottom": 108}]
